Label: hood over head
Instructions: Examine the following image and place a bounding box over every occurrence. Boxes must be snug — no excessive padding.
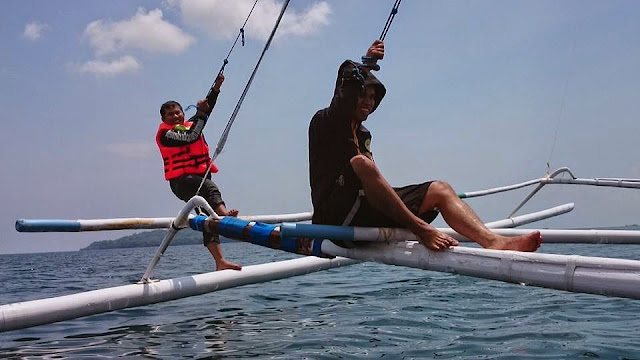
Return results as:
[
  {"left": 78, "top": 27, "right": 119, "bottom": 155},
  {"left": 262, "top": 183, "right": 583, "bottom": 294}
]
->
[{"left": 335, "top": 60, "right": 386, "bottom": 114}]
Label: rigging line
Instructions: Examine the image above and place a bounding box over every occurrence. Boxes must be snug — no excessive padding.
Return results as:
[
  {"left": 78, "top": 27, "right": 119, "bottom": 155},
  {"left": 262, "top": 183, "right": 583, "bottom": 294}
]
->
[
  {"left": 379, "top": 0, "right": 402, "bottom": 41},
  {"left": 206, "top": 0, "right": 261, "bottom": 104},
  {"left": 546, "top": 30, "right": 577, "bottom": 174},
  {"left": 195, "top": 0, "right": 291, "bottom": 196},
  {"left": 362, "top": 0, "right": 403, "bottom": 70},
  {"left": 187, "top": 0, "right": 261, "bottom": 120},
  {"left": 218, "top": 0, "right": 260, "bottom": 75}
]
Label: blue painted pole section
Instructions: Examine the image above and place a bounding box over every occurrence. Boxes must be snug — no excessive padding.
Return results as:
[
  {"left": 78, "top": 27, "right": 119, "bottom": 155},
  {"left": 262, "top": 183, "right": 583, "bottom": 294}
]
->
[
  {"left": 218, "top": 217, "right": 252, "bottom": 238},
  {"left": 187, "top": 217, "right": 331, "bottom": 258},
  {"left": 189, "top": 215, "right": 207, "bottom": 232},
  {"left": 280, "top": 223, "right": 356, "bottom": 241},
  {"left": 15, "top": 219, "right": 82, "bottom": 232},
  {"left": 249, "top": 222, "right": 274, "bottom": 247},
  {"left": 312, "top": 238, "right": 324, "bottom": 257},
  {"left": 279, "top": 236, "right": 298, "bottom": 254}
]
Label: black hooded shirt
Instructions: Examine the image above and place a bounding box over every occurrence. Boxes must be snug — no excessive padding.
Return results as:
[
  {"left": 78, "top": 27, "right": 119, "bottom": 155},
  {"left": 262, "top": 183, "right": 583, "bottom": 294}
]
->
[{"left": 308, "top": 60, "right": 386, "bottom": 220}]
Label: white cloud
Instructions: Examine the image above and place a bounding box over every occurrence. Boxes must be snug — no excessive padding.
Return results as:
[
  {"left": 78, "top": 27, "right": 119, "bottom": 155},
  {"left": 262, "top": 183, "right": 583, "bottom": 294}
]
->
[
  {"left": 23, "top": 22, "right": 49, "bottom": 41},
  {"left": 84, "top": 8, "right": 194, "bottom": 56},
  {"left": 167, "top": 0, "right": 330, "bottom": 40},
  {"left": 104, "top": 142, "right": 157, "bottom": 159},
  {"left": 78, "top": 56, "right": 142, "bottom": 77}
]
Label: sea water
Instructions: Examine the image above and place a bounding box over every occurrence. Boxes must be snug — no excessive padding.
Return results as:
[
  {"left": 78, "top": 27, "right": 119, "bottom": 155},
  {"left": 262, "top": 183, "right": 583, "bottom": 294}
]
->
[{"left": 1, "top": 242, "right": 639, "bottom": 359}]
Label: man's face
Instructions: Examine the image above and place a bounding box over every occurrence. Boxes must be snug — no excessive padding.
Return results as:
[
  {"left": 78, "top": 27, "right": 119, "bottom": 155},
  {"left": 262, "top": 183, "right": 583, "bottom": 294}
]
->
[
  {"left": 161, "top": 105, "right": 185, "bottom": 125},
  {"left": 355, "top": 87, "right": 376, "bottom": 122}
]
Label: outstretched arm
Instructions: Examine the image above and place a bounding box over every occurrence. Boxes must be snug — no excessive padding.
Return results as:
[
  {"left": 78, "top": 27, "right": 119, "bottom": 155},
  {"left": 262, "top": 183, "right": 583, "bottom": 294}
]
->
[
  {"left": 159, "top": 74, "right": 225, "bottom": 147},
  {"left": 204, "top": 73, "right": 225, "bottom": 116}
]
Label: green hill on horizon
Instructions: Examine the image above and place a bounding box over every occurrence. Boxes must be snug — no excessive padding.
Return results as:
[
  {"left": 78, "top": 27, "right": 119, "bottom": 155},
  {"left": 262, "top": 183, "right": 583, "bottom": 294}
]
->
[{"left": 80, "top": 229, "right": 232, "bottom": 250}]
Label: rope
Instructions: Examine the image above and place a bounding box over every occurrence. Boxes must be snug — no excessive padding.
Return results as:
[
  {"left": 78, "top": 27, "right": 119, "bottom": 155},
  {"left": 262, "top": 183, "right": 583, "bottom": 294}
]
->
[
  {"left": 546, "top": 32, "right": 577, "bottom": 174},
  {"left": 206, "top": 0, "right": 260, "bottom": 102},
  {"left": 362, "top": 0, "right": 403, "bottom": 70},
  {"left": 379, "top": 0, "right": 402, "bottom": 41},
  {"left": 219, "top": 0, "right": 259, "bottom": 75},
  {"left": 195, "top": 0, "right": 291, "bottom": 196}
]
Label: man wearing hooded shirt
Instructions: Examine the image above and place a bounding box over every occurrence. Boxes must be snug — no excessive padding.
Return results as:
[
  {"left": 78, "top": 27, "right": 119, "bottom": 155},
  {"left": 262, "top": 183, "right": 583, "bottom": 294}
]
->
[{"left": 308, "top": 40, "right": 543, "bottom": 252}]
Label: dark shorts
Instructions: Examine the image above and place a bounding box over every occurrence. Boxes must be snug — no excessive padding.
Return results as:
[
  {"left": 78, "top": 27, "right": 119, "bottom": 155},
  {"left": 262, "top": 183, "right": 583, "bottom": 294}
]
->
[
  {"left": 316, "top": 163, "right": 439, "bottom": 229},
  {"left": 169, "top": 174, "right": 225, "bottom": 245}
]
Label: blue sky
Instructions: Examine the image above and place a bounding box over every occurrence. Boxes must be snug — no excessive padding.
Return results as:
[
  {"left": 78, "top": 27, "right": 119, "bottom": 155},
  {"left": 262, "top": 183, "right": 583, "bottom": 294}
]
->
[{"left": 2, "top": 0, "right": 639, "bottom": 254}]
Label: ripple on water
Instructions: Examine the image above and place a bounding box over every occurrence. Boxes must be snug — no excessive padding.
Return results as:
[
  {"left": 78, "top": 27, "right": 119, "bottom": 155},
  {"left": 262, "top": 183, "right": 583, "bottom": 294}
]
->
[{"left": 2, "top": 244, "right": 640, "bottom": 359}]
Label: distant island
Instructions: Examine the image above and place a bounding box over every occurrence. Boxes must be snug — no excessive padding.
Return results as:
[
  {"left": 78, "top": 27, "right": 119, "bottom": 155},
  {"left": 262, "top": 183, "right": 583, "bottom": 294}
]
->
[
  {"left": 80, "top": 229, "right": 232, "bottom": 250},
  {"left": 592, "top": 224, "right": 640, "bottom": 231},
  {"left": 81, "top": 224, "right": 640, "bottom": 250}
]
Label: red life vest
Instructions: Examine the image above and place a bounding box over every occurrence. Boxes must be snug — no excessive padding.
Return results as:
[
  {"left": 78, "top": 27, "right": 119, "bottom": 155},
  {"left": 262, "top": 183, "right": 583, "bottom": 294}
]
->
[{"left": 156, "top": 122, "right": 219, "bottom": 180}]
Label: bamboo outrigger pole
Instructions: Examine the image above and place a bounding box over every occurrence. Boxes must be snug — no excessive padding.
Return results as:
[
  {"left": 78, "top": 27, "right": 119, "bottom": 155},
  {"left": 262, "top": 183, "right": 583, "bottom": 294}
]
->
[
  {"left": 190, "top": 215, "right": 640, "bottom": 300},
  {"left": 14, "top": 212, "right": 313, "bottom": 232},
  {"left": 0, "top": 256, "right": 358, "bottom": 333}
]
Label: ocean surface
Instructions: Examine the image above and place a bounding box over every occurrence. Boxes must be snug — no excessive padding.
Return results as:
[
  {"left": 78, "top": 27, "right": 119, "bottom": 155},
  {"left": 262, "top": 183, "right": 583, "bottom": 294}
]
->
[{"left": 1, "top": 242, "right": 640, "bottom": 359}]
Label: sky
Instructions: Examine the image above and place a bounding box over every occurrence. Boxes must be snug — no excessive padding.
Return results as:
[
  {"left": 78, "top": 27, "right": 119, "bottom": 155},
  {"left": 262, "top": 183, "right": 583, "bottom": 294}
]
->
[{"left": 1, "top": 0, "right": 639, "bottom": 254}]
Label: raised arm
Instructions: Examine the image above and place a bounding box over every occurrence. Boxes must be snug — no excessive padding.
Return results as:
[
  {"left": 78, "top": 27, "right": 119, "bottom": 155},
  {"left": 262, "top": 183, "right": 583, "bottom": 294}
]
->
[
  {"left": 204, "top": 73, "right": 225, "bottom": 116},
  {"left": 160, "top": 73, "right": 225, "bottom": 146},
  {"left": 362, "top": 39, "right": 384, "bottom": 68}
]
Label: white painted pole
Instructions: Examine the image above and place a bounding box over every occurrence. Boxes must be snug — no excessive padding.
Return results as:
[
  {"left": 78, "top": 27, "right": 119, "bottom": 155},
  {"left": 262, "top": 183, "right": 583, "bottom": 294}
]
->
[
  {"left": 0, "top": 256, "right": 358, "bottom": 333},
  {"left": 356, "top": 204, "right": 574, "bottom": 242},
  {"left": 353, "top": 227, "right": 640, "bottom": 244},
  {"left": 240, "top": 212, "right": 312, "bottom": 223},
  {"left": 460, "top": 179, "right": 540, "bottom": 198},
  {"left": 283, "top": 221, "right": 640, "bottom": 245},
  {"left": 140, "top": 196, "right": 216, "bottom": 283},
  {"left": 543, "top": 177, "right": 640, "bottom": 188},
  {"left": 484, "top": 203, "right": 574, "bottom": 228},
  {"left": 15, "top": 212, "right": 313, "bottom": 233},
  {"left": 321, "top": 241, "right": 640, "bottom": 300},
  {"left": 449, "top": 228, "right": 640, "bottom": 244},
  {"left": 460, "top": 167, "right": 640, "bottom": 200}
]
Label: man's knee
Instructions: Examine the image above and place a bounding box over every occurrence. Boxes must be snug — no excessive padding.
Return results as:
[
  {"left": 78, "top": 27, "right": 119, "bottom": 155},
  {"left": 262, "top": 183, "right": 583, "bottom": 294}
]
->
[
  {"left": 350, "top": 155, "right": 376, "bottom": 177},
  {"left": 429, "top": 180, "right": 456, "bottom": 200}
]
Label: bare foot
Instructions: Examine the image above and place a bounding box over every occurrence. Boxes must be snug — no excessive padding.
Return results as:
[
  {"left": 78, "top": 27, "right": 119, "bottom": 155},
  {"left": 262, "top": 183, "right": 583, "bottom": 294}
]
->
[
  {"left": 416, "top": 228, "right": 459, "bottom": 251},
  {"left": 216, "top": 258, "right": 242, "bottom": 271},
  {"left": 226, "top": 209, "right": 239, "bottom": 217},
  {"left": 489, "top": 231, "right": 543, "bottom": 252}
]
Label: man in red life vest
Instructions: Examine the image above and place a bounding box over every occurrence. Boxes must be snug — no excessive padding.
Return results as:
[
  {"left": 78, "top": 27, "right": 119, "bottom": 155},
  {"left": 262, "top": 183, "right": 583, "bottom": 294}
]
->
[{"left": 156, "top": 74, "right": 241, "bottom": 271}]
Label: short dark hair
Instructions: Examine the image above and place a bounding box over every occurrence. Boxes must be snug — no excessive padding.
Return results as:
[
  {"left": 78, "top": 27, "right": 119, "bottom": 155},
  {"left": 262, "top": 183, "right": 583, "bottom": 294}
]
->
[{"left": 160, "top": 100, "right": 183, "bottom": 117}]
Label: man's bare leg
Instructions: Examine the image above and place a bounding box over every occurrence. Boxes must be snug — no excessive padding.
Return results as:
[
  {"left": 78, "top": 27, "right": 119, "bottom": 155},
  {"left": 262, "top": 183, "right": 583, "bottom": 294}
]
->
[
  {"left": 205, "top": 204, "right": 242, "bottom": 271},
  {"left": 419, "top": 181, "right": 542, "bottom": 252},
  {"left": 350, "top": 155, "right": 458, "bottom": 250}
]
